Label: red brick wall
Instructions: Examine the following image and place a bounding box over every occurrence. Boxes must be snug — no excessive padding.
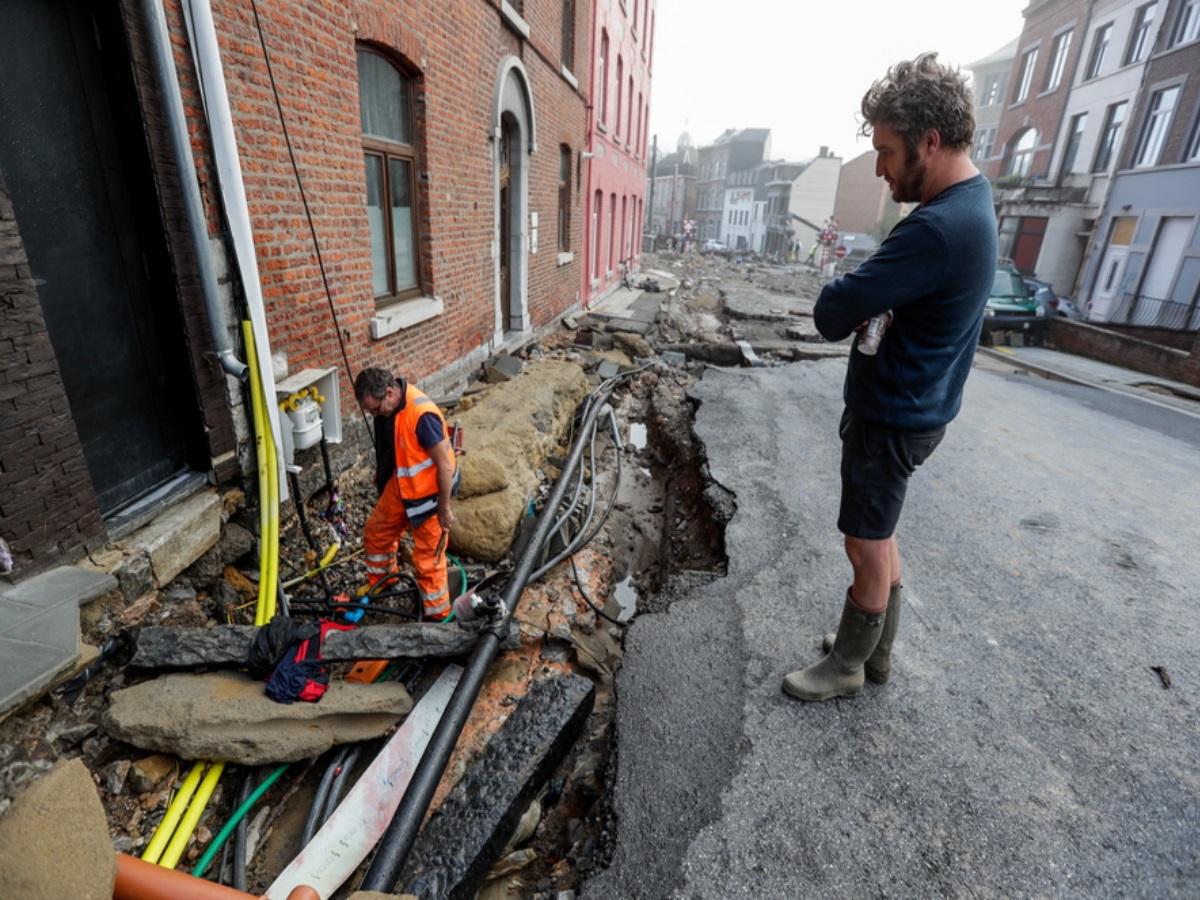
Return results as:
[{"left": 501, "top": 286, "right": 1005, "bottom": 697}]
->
[
  {"left": 993, "top": 0, "right": 1085, "bottom": 180},
  {"left": 0, "top": 172, "right": 105, "bottom": 577},
  {"left": 185, "top": 0, "right": 588, "bottom": 399},
  {"left": 1049, "top": 318, "right": 1199, "bottom": 387}
]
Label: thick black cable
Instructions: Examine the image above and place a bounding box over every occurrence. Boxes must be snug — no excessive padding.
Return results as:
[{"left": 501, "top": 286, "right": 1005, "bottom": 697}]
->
[
  {"left": 246, "top": 0, "right": 363, "bottom": 441},
  {"left": 359, "top": 385, "right": 615, "bottom": 892},
  {"left": 299, "top": 747, "right": 345, "bottom": 849}
]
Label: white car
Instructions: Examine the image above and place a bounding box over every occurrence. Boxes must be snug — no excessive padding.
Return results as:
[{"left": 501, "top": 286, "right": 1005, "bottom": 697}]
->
[{"left": 702, "top": 239, "right": 727, "bottom": 252}]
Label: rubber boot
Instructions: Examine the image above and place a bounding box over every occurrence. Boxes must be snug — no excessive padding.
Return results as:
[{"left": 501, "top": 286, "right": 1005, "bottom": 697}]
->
[
  {"left": 782, "top": 591, "right": 885, "bottom": 702},
  {"left": 823, "top": 582, "right": 902, "bottom": 684}
]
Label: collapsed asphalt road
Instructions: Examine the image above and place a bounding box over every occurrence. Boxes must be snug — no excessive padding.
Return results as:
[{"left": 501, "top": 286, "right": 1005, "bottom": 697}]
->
[{"left": 584, "top": 358, "right": 1200, "bottom": 899}]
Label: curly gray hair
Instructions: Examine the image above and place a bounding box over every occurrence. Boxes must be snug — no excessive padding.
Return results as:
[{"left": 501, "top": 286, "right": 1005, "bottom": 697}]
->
[{"left": 859, "top": 52, "right": 975, "bottom": 158}]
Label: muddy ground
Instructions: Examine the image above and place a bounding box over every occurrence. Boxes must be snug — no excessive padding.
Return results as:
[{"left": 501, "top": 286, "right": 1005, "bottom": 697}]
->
[{"left": 0, "top": 250, "right": 831, "bottom": 898}]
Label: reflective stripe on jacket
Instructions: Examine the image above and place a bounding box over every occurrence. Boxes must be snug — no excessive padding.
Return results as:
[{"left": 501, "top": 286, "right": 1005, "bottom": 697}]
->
[{"left": 392, "top": 383, "right": 456, "bottom": 525}]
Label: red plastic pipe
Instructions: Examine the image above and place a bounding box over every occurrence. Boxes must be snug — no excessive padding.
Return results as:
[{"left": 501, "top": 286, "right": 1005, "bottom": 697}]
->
[{"left": 114, "top": 853, "right": 318, "bottom": 900}]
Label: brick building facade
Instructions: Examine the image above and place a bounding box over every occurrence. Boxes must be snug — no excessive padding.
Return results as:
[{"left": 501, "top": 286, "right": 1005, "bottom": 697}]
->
[{"left": 0, "top": 0, "right": 590, "bottom": 580}]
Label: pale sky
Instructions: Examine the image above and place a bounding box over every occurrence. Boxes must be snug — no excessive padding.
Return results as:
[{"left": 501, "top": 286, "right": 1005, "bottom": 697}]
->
[{"left": 649, "top": 0, "right": 1030, "bottom": 165}]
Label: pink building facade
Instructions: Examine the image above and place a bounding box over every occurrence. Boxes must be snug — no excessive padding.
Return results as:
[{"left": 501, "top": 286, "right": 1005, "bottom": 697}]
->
[{"left": 583, "top": 0, "right": 655, "bottom": 304}]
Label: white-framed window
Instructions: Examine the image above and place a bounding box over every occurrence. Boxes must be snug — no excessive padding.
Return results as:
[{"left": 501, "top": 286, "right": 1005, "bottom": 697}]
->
[
  {"left": 614, "top": 56, "right": 623, "bottom": 139},
  {"left": 1171, "top": 0, "right": 1199, "bottom": 47},
  {"left": 979, "top": 73, "right": 1007, "bottom": 107},
  {"left": 1124, "top": 3, "right": 1157, "bottom": 65},
  {"left": 1062, "top": 113, "right": 1087, "bottom": 174},
  {"left": 1134, "top": 85, "right": 1180, "bottom": 168},
  {"left": 359, "top": 48, "right": 422, "bottom": 302},
  {"left": 598, "top": 31, "right": 608, "bottom": 125},
  {"left": 1044, "top": 31, "right": 1072, "bottom": 92},
  {"left": 1092, "top": 101, "right": 1127, "bottom": 171},
  {"left": 1005, "top": 128, "right": 1037, "bottom": 178},
  {"left": 558, "top": 145, "right": 571, "bottom": 251},
  {"left": 1187, "top": 114, "right": 1200, "bottom": 162},
  {"left": 1085, "top": 23, "right": 1113, "bottom": 79},
  {"left": 561, "top": 0, "right": 576, "bottom": 71},
  {"left": 1015, "top": 49, "right": 1038, "bottom": 102},
  {"left": 972, "top": 125, "right": 997, "bottom": 161}
]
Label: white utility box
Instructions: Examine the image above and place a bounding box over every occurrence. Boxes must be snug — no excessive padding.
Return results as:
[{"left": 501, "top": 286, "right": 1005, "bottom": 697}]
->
[{"left": 275, "top": 367, "right": 342, "bottom": 468}]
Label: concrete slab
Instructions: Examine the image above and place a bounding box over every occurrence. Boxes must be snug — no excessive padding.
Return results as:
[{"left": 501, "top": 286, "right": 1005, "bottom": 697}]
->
[
  {"left": 127, "top": 489, "right": 222, "bottom": 585},
  {"left": 0, "top": 636, "right": 76, "bottom": 718},
  {"left": 0, "top": 565, "right": 117, "bottom": 610}
]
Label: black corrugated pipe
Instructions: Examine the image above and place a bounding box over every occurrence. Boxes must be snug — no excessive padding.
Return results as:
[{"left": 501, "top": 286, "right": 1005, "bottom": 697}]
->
[
  {"left": 360, "top": 384, "right": 616, "bottom": 893},
  {"left": 139, "top": 0, "right": 246, "bottom": 380}
]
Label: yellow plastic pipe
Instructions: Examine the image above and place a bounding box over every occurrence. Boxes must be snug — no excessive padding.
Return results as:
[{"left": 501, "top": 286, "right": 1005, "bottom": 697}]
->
[
  {"left": 264, "top": 379, "right": 280, "bottom": 621},
  {"left": 159, "top": 760, "right": 226, "bottom": 870},
  {"left": 142, "top": 760, "right": 206, "bottom": 864},
  {"left": 242, "top": 321, "right": 276, "bottom": 626}
]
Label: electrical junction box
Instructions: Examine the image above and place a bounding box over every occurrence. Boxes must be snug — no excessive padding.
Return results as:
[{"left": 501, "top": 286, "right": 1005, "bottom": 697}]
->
[{"left": 275, "top": 367, "right": 342, "bottom": 470}]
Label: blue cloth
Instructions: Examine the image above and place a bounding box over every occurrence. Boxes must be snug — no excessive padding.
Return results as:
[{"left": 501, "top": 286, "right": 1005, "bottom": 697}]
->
[{"left": 814, "top": 174, "right": 997, "bottom": 430}]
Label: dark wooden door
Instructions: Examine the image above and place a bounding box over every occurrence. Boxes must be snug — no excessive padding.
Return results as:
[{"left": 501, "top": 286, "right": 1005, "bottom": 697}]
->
[{"left": 499, "top": 119, "right": 512, "bottom": 331}]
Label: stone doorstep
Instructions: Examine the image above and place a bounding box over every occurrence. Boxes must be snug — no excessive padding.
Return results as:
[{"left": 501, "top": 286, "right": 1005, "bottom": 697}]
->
[
  {"left": 125, "top": 489, "right": 222, "bottom": 586},
  {"left": 0, "top": 636, "right": 100, "bottom": 723}
]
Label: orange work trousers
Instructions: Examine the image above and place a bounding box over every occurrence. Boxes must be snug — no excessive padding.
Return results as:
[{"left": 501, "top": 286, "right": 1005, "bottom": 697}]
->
[{"left": 363, "top": 478, "right": 451, "bottom": 620}]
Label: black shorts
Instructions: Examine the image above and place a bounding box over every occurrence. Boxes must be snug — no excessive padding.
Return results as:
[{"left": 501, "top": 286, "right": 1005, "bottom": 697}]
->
[{"left": 838, "top": 409, "right": 945, "bottom": 540}]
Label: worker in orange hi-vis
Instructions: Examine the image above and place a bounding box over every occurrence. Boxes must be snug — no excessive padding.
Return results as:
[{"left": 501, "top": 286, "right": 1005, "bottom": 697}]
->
[{"left": 354, "top": 367, "right": 461, "bottom": 621}]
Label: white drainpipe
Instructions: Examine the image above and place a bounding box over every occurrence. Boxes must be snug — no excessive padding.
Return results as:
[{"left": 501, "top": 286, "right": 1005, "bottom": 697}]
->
[{"left": 181, "top": 0, "right": 287, "bottom": 497}]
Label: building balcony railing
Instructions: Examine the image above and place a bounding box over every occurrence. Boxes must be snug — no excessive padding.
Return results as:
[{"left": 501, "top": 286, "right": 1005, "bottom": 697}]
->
[
  {"left": 1109, "top": 292, "right": 1200, "bottom": 331},
  {"left": 991, "top": 178, "right": 1088, "bottom": 205}
]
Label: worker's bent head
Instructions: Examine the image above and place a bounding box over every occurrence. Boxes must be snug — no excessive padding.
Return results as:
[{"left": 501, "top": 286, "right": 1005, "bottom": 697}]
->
[
  {"left": 859, "top": 52, "right": 974, "bottom": 161},
  {"left": 355, "top": 367, "right": 399, "bottom": 416}
]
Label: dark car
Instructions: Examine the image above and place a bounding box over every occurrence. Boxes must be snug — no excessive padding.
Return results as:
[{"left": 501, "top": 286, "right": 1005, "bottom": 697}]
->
[
  {"left": 980, "top": 262, "right": 1048, "bottom": 346},
  {"left": 1024, "top": 278, "right": 1082, "bottom": 320}
]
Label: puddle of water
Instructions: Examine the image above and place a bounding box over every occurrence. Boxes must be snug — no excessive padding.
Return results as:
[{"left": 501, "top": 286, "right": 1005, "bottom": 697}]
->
[
  {"left": 628, "top": 422, "right": 647, "bottom": 451},
  {"left": 613, "top": 576, "right": 638, "bottom": 623}
]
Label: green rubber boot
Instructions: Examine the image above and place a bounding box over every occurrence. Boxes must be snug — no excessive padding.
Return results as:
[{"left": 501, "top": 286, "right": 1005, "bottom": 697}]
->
[
  {"left": 822, "top": 582, "right": 902, "bottom": 684},
  {"left": 783, "top": 592, "right": 885, "bottom": 702}
]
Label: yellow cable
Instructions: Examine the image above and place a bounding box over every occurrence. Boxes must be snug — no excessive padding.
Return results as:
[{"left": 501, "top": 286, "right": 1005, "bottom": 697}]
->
[
  {"left": 159, "top": 760, "right": 226, "bottom": 869},
  {"left": 141, "top": 760, "right": 205, "bottom": 864},
  {"left": 264, "top": 368, "right": 281, "bottom": 622},
  {"left": 243, "top": 321, "right": 277, "bottom": 626}
]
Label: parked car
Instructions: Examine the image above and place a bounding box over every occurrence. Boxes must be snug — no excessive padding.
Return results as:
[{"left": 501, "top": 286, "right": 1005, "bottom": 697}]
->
[
  {"left": 702, "top": 239, "right": 727, "bottom": 252},
  {"left": 834, "top": 232, "right": 879, "bottom": 273},
  {"left": 980, "top": 261, "right": 1048, "bottom": 346},
  {"left": 1024, "top": 278, "right": 1082, "bottom": 319}
]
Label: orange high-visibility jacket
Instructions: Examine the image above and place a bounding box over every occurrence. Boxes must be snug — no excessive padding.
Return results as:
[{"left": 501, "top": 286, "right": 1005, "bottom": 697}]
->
[{"left": 380, "top": 382, "right": 458, "bottom": 525}]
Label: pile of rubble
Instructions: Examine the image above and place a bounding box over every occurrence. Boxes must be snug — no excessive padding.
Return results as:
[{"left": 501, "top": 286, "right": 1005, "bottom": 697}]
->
[{"left": 0, "top": 252, "right": 845, "bottom": 899}]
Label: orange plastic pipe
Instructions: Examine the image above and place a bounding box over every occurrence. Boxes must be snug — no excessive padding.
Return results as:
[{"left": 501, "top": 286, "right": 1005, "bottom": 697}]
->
[{"left": 114, "top": 853, "right": 319, "bottom": 900}]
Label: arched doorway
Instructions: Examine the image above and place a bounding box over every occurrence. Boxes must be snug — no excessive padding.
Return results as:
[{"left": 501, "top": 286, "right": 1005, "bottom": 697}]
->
[{"left": 493, "top": 59, "right": 535, "bottom": 338}]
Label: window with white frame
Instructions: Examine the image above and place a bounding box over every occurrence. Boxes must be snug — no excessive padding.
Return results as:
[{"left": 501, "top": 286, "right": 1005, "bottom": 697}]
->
[
  {"left": 1085, "top": 23, "right": 1113, "bottom": 79},
  {"left": 1092, "top": 101, "right": 1127, "bottom": 171},
  {"left": 359, "top": 48, "right": 422, "bottom": 302},
  {"left": 1171, "top": 0, "right": 1199, "bottom": 47},
  {"left": 979, "top": 73, "right": 1007, "bottom": 106},
  {"left": 615, "top": 56, "right": 623, "bottom": 138},
  {"left": 561, "top": 1, "right": 576, "bottom": 71},
  {"left": 1005, "top": 128, "right": 1037, "bottom": 178},
  {"left": 1187, "top": 114, "right": 1200, "bottom": 161},
  {"left": 972, "top": 125, "right": 997, "bottom": 161},
  {"left": 1124, "top": 3, "right": 1157, "bottom": 65},
  {"left": 1015, "top": 49, "right": 1038, "bottom": 102},
  {"left": 1134, "top": 85, "right": 1180, "bottom": 167},
  {"left": 1044, "top": 31, "right": 1072, "bottom": 92},
  {"left": 598, "top": 32, "right": 608, "bottom": 125},
  {"left": 1062, "top": 113, "right": 1087, "bottom": 174},
  {"left": 558, "top": 146, "right": 571, "bottom": 251}
]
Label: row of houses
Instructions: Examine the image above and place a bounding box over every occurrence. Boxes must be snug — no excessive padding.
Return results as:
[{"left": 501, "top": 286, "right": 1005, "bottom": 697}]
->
[
  {"left": 0, "top": 0, "right": 654, "bottom": 582},
  {"left": 645, "top": 128, "right": 898, "bottom": 261},
  {"left": 971, "top": 0, "right": 1200, "bottom": 330}
]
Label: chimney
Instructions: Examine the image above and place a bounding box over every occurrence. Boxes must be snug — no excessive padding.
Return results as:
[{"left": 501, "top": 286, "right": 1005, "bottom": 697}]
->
[{"left": 819, "top": 145, "right": 829, "bottom": 157}]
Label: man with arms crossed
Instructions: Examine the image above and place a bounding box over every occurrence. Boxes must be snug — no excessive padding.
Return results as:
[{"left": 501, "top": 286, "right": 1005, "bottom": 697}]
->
[{"left": 783, "top": 53, "right": 997, "bottom": 702}]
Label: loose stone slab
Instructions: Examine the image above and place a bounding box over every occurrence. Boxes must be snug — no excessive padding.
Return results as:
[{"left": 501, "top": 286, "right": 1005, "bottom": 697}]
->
[
  {"left": 396, "top": 673, "right": 596, "bottom": 898},
  {"left": 103, "top": 671, "right": 413, "bottom": 765},
  {"left": 128, "top": 621, "right": 518, "bottom": 671}
]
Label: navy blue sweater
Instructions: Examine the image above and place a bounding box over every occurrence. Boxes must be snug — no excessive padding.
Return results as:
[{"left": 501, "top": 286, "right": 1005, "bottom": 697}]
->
[{"left": 814, "top": 174, "right": 997, "bottom": 430}]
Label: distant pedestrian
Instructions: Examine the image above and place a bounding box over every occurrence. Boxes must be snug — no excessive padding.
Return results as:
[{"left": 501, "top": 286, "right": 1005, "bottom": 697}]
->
[
  {"left": 782, "top": 52, "right": 997, "bottom": 702},
  {"left": 805, "top": 243, "right": 818, "bottom": 266}
]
